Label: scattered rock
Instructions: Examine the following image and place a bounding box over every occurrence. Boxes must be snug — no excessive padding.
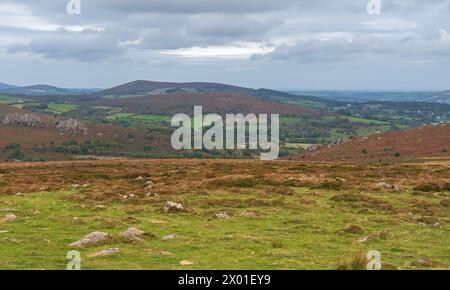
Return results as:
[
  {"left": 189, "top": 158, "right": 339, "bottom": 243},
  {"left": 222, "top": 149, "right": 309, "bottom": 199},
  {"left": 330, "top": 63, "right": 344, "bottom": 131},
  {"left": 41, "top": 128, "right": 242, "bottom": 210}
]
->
[
  {"left": 356, "top": 236, "right": 369, "bottom": 244},
  {"left": 88, "top": 248, "right": 120, "bottom": 258},
  {"left": 146, "top": 192, "right": 158, "bottom": 197},
  {"left": 121, "top": 227, "right": 145, "bottom": 241},
  {"left": 69, "top": 232, "right": 112, "bottom": 248},
  {"left": 145, "top": 181, "right": 155, "bottom": 187},
  {"left": 135, "top": 176, "right": 144, "bottom": 181},
  {"left": 163, "top": 201, "right": 185, "bottom": 213},
  {"left": 161, "top": 234, "right": 177, "bottom": 241},
  {"left": 335, "top": 177, "right": 347, "bottom": 183},
  {"left": 179, "top": 260, "right": 194, "bottom": 266},
  {"left": 4, "top": 214, "right": 17, "bottom": 221},
  {"left": 375, "top": 182, "right": 399, "bottom": 192},
  {"left": 337, "top": 225, "right": 364, "bottom": 235},
  {"left": 215, "top": 212, "right": 230, "bottom": 220},
  {"left": 56, "top": 118, "right": 87, "bottom": 134},
  {"left": 3, "top": 113, "right": 42, "bottom": 126},
  {"left": 144, "top": 180, "right": 155, "bottom": 190}
]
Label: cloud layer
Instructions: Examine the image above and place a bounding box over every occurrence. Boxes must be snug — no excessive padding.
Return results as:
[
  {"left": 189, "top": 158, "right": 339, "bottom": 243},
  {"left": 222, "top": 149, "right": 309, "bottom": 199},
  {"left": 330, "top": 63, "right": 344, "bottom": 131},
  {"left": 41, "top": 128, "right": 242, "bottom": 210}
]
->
[{"left": 1, "top": 0, "right": 450, "bottom": 89}]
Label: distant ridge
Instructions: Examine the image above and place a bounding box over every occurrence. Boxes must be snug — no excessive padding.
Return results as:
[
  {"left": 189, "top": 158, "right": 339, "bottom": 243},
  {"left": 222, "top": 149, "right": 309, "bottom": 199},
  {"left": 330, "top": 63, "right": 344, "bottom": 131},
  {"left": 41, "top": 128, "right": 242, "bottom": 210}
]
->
[
  {"left": 0, "top": 82, "right": 18, "bottom": 91},
  {"left": 302, "top": 124, "right": 450, "bottom": 162},
  {"left": 96, "top": 80, "right": 248, "bottom": 96},
  {"left": 0, "top": 83, "right": 100, "bottom": 96}
]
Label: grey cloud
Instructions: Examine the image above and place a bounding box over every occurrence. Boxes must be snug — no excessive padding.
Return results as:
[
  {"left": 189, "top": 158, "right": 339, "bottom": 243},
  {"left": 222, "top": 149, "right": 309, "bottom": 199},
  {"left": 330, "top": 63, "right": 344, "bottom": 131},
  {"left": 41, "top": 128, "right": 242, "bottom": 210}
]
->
[
  {"left": 257, "top": 30, "right": 450, "bottom": 64},
  {"left": 187, "top": 14, "right": 280, "bottom": 38},
  {"left": 2, "top": 0, "right": 450, "bottom": 89},
  {"left": 8, "top": 32, "right": 123, "bottom": 61}
]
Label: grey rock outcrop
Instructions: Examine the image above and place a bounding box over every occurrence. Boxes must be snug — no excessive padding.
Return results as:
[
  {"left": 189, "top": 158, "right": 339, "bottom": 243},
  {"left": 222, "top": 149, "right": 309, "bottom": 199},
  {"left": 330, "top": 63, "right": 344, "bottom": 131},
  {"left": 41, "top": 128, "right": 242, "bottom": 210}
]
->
[
  {"left": 69, "top": 231, "right": 111, "bottom": 248},
  {"left": 2, "top": 113, "right": 42, "bottom": 126},
  {"left": 56, "top": 118, "right": 87, "bottom": 134}
]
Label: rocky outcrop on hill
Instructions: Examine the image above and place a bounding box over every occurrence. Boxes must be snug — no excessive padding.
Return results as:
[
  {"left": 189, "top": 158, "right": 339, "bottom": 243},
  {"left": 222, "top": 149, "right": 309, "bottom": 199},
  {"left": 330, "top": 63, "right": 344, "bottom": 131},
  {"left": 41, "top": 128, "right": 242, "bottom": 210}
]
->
[
  {"left": 2, "top": 113, "right": 43, "bottom": 126},
  {"left": 56, "top": 118, "right": 87, "bottom": 134}
]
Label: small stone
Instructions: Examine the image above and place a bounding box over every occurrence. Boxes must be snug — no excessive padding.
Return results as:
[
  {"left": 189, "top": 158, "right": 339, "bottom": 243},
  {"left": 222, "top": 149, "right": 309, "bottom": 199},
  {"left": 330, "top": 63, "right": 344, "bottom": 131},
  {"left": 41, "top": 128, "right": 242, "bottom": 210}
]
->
[
  {"left": 88, "top": 248, "right": 120, "bottom": 258},
  {"left": 179, "top": 260, "right": 194, "bottom": 266},
  {"left": 135, "top": 176, "right": 144, "bottom": 181},
  {"left": 4, "top": 214, "right": 17, "bottom": 221},
  {"left": 163, "top": 201, "right": 185, "bottom": 213},
  {"left": 376, "top": 182, "right": 399, "bottom": 192},
  {"left": 145, "top": 181, "right": 155, "bottom": 186},
  {"left": 161, "top": 234, "right": 177, "bottom": 241},
  {"left": 69, "top": 232, "right": 111, "bottom": 248},
  {"left": 356, "top": 236, "right": 369, "bottom": 243},
  {"left": 215, "top": 212, "right": 230, "bottom": 220},
  {"left": 121, "top": 227, "right": 145, "bottom": 241}
]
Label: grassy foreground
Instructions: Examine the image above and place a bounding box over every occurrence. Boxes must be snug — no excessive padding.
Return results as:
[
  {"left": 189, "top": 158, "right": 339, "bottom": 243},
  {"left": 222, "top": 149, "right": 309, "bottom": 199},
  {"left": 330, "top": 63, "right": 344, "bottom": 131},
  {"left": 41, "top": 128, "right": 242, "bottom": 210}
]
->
[{"left": 0, "top": 160, "right": 449, "bottom": 270}]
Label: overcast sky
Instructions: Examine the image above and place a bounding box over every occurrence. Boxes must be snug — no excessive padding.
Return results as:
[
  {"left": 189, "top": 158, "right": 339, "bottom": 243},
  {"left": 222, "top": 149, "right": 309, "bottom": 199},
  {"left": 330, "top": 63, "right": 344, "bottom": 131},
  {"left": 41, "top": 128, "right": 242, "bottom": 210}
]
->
[{"left": 1, "top": 0, "right": 450, "bottom": 90}]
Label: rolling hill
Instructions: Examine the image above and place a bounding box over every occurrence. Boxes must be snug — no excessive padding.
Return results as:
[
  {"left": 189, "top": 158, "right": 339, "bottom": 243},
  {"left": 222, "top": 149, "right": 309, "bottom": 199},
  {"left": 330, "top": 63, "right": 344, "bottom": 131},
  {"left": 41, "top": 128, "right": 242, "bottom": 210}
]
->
[
  {"left": 99, "top": 92, "right": 320, "bottom": 116},
  {"left": 96, "top": 80, "right": 331, "bottom": 110},
  {"left": 0, "top": 84, "right": 100, "bottom": 96},
  {"left": 0, "top": 82, "right": 18, "bottom": 91},
  {"left": 0, "top": 79, "right": 448, "bottom": 162},
  {"left": 290, "top": 90, "right": 450, "bottom": 104},
  {"left": 0, "top": 104, "right": 172, "bottom": 161},
  {"left": 96, "top": 80, "right": 248, "bottom": 97},
  {"left": 301, "top": 124, "right": 450, "bottom": 162}
]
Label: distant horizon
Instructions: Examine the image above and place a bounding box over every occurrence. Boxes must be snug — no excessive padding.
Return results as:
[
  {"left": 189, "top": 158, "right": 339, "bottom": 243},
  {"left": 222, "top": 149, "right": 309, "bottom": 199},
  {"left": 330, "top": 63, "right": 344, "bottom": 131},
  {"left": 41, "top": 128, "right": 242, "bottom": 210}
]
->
[{"left": 1, "top": 79, "right": 449, "bottom": 93}]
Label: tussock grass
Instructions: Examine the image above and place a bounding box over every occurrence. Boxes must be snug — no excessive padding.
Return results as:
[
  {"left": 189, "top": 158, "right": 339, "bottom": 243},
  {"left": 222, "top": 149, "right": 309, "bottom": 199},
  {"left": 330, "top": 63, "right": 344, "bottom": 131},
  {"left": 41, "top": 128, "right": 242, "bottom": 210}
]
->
[{"left": 0, "top": 160, "right": 449, "bottom": 270}]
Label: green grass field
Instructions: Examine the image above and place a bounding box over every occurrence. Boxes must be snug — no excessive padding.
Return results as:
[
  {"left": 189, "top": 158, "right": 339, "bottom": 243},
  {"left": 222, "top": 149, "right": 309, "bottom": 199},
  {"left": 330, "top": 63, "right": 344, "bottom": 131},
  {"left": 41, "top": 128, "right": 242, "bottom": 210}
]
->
[
  {"left": 47, "top": 103, "right": 79, "bottom": 113},
  {"left": 323, "top": 115, "right": 389, "bottom": 125},
  {"left": 0, "top": 95, "right": 26, "bottom": 105},
  {"left": 1, "top": 186, "right": 448, "bottom": 270},
  {"left": 105, "top": 113, "right": 134, "bottom": 120},
  {"left": 131, "top": 115, "right": 171, "bottom": 123}
]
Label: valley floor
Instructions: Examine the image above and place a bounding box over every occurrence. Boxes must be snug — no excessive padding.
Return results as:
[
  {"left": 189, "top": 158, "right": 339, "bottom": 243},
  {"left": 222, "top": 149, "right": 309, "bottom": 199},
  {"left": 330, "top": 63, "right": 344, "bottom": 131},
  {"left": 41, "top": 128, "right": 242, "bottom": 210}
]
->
[{"left": 0, "top": 159, "right": 449, "bottom": 270}]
